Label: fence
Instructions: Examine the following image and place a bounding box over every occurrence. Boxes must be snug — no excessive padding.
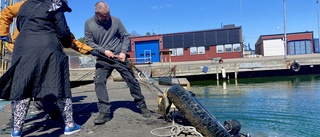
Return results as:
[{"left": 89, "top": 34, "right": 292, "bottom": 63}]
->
[{"left": 129, "top": 57, "right": 152, "bottom": 64}]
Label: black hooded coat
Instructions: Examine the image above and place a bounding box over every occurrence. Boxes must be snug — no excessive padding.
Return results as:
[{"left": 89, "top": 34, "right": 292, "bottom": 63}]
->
[{"left": 0, "top": 0, "right": 72, "bottom": 100}]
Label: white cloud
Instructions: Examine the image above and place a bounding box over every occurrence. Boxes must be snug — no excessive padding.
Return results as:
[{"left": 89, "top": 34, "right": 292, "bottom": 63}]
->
[
  {"left": 165, "top": 4, "right": 172, "bottom": 7},
  {"left": 150, "top": 6, "right": 159, "bottom": 10},
  {"left": 150, "top": 4, "right": 172, "bottom": 10}
]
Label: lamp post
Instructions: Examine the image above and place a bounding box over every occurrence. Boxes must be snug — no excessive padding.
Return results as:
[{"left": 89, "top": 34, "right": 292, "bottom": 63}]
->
[
  {"left": 283, "top": 0, "right": 287, "bottom": 59},
  {"left": 317, "top": 0, "right": 320, "bottom": 42}
]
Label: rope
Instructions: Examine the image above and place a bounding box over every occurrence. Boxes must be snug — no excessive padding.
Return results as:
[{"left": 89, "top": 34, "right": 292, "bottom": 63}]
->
[
  {"left": 76, "top": 70, "right": 95, "bottom": 81},
  {"left": 150, "top": 110, "right": 203, "bottom": 137},
  {"left": 159, "top": 65, "right": 177, "bottom": 77},
  {"left": 73, "top": 96, "right": 96, "bottom": 112},
  {"left": 150, "top": 125, "right": 203, "bottom": 137}
]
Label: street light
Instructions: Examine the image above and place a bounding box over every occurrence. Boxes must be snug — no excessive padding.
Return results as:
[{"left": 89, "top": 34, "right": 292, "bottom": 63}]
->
[
  {"left": 317, "top": 0, "right": 320, "bottom": 41},
  {"left": 283, "top": 0, "right": 287, "bottom": 59}
]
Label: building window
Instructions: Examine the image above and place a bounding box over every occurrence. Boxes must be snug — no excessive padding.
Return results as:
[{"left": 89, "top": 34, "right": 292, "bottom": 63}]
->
[
  {"left": 190, "top": 47, "right": 197, "bottom": 55},
  {"left": 170, "top": 48, "right": 183, "bottom": 56},
  {"left": 169, "top": 49, "right": 176, "bottom": 56},
  {"left": 306, "top": 41, "right": 312, "bottom": 54},
  {"left": 176, "top": 48, "right": 184, "bottom": 56},
  {"left": 217, "top": 45, "right": 224, "bottom": 53},
  {"left": 288, "top": 40, "right": 312, "bottom": 54},
  {"left": 198, "top": 46, "right": 205, "bottom": 54},
  {"left": 225, "top": 44, "right": 232, "bottom": 52},
  {"left": 233, "top": 43, "right": 241, "bottom": 52}
]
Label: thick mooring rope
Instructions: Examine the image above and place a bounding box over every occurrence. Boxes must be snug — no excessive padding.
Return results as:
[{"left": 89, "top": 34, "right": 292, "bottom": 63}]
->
[{"left": 150, "top": 111, "right": 203, "bottom": 137}]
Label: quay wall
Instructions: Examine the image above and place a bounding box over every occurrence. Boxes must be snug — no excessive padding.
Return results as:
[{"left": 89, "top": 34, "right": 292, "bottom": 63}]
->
[
  {"left": 151, "top": 54, "right": 320, "bottom": 79},
  {"left": 68, "top": 54, "right": 320, "bottom": 82}
]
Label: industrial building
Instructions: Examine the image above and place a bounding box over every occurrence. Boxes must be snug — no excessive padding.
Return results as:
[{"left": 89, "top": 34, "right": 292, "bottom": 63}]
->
[
  {"left": 128, "top": 25, "right": 243, "bottom": 63},
  {"left": 255, "top": 31, "right": 314, "bottom": 56}
]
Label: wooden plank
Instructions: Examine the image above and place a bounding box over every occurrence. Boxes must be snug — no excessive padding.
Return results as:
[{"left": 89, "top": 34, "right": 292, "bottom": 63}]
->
[
  {"left": 178, "top": 78, "right": 190, "bottom": 90},
  {"left": 171, "top": 78, "right": 179, "bottom": 84}
]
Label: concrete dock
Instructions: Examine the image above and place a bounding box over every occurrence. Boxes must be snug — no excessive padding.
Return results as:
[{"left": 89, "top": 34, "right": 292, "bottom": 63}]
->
[
  {"left": 151, "top": 54, "right": 320, "bottom": 78},
  {"left": 0, "top": 79, "right": 201, "bottom": 137},
  {"left": 69, "top": 54, "right": 320, "bottom": 82}
]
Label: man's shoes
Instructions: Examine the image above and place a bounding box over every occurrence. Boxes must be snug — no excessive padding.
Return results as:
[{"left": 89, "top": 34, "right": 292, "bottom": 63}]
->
[
  {"left": 94, "top": 113, "right": 111, "bottom": 125},
  {"left": 140, "top": 107, "right": 151, "bottom": 118},
  {"left": 64, "top": 123, "right": 81, "bottom": 135},
  {"left": 11, "top": 129, "right": 22, "bottom": 137}
]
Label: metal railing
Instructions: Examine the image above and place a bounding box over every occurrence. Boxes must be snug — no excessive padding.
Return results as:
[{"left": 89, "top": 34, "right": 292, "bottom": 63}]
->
[
  {"left": 68, "top": 55, "right": 96, "bottom": 69},
  {"left": 129, "top": 57, "right": 152, "bottom": 64}
]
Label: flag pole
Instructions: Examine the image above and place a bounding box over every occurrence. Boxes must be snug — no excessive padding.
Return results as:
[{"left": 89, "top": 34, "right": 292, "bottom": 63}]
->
[
  {"left": 317, "top": 0, "right": 320, "bottom": 42},
  {"left": 283, "top": 0, "right": 287, "bottom": 59}
]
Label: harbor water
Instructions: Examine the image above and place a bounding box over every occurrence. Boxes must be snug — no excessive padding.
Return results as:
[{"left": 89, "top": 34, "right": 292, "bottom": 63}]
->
[
  {"left": 1, "top": 74, "right": 319, "bottom": 136},
  {"left": 190, "top": 74, "right": 320, "bottom": 137}
]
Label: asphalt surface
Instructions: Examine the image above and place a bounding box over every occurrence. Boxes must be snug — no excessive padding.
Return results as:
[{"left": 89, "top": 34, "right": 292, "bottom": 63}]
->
[{"left": 0, "top": 80, "right": 200, "bottom": 137}]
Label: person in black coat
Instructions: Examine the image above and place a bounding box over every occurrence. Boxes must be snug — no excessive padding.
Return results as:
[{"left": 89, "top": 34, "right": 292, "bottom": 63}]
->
[{"left": 0, "top": 0, "right": 81, "bottom": 136}]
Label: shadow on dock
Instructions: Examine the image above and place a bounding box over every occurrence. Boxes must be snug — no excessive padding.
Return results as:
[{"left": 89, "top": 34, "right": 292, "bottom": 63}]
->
[{"left": 70, "top": 80, "right": 94, "bottom": 88}]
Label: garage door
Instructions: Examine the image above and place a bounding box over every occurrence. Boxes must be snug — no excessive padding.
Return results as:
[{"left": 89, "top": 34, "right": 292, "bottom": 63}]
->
[{"left": 135, "top": 40, "right": 160, "bottom": 63}]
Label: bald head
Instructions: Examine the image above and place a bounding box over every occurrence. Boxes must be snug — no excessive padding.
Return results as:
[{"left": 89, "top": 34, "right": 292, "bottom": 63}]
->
[
  {"left": 95, "top": 1, "right": 109, "bottom": 14},
  {"left": 95, "top": 1, "right": 111, "bottom": 24}
]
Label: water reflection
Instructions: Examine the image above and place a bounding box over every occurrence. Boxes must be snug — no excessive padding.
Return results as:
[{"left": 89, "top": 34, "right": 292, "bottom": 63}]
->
[{"left": 190, "top": 75, "right": 320, "bottom": 137}]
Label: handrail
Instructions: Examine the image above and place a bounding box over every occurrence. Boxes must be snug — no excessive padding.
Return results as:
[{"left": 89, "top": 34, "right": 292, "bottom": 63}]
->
[{"left": 128, "top": 57, "right": 151, "bottom": 64}]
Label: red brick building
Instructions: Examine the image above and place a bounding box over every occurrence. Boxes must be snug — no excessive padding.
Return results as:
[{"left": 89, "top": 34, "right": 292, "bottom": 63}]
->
[{"left": 128, "top": 26, "right": 243, "bottom": 63}]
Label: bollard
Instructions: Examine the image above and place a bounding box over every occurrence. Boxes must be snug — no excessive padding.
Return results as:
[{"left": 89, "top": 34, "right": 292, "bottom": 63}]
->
[
  {"left": 221, "top": 67, "right": 226, "bottom": 79},
  {"left": 216, "top": 66, "right": 219, "bottom": 80},
  {"left": 234, "top": 63, "right": 238, "bottom": 79}
]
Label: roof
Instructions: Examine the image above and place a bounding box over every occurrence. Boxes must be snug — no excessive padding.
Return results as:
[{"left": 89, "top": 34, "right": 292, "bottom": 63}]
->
[
  {"left": 258, "top": 31, "right": 313, "bottom": 39},
  {"left": 255, "top": 31, "right": 314, "bottom": 45},
  {"left": 162, "top": 26, "right": 242, "bottom": 36},
  {"left": 131, "top": 26, "right": 242, "bottom": 38}
]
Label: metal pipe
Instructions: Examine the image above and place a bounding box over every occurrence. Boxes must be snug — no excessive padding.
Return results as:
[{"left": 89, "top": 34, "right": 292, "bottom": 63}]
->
[
  {"left": 0, "top": 0, "right": 2, "bottom": 75},
  {"left": 283, "top": 0, "right": 287, "bottom": 59},
  {"left": 317, "top": 0, "right": 320, "bottom": 44},
  {"left": 91, "top": 50, "right": 166, "bottom": 93},
  {"left": 0, "top": 0, "right": 3, "bottom": 11}
]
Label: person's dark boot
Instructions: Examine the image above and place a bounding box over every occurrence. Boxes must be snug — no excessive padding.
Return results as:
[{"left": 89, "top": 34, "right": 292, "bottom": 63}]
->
[
  {"left": 140, "top": 107, "right": 151, "bottom": 118},
  {"left": 94, "top": 113, "right": 111, "bottom": 125}
]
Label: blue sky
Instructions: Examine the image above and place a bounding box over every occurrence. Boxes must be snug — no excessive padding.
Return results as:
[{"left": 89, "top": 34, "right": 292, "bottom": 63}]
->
[{"left": 65, "top": 0, "right": 320, "bottom": 49}]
